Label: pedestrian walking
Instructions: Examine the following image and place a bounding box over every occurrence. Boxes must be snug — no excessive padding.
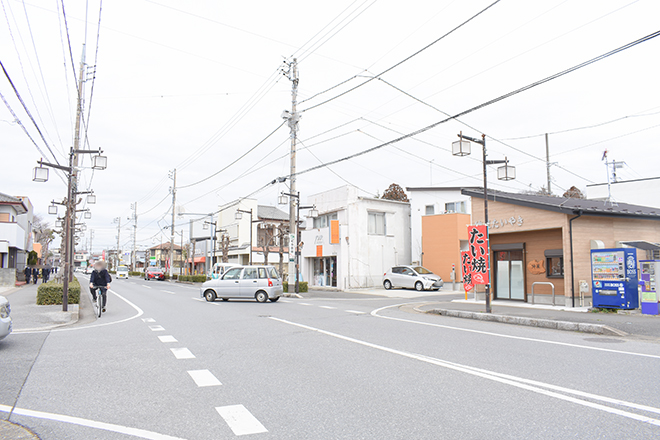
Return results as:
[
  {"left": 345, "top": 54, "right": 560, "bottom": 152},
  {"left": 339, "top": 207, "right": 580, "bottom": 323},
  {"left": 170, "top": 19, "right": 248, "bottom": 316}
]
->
[
  {"left": 42, "top": 268, "right": 50, "bottom": 283},
  {"left": 32, "top": 267, "right": 39, "bottom": 284},
  {"left": 24, "top": 266, "right": 31, "bottom": 284}
]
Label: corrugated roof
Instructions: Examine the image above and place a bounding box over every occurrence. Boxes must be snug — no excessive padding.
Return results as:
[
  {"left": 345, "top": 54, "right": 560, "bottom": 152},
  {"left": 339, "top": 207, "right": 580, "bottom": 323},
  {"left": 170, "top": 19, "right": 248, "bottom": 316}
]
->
[
  {"left": 257, "top": 205, "right": 288, "bottom": 221},
  {"left": 462, "top": 188, "right": 660, "bottom": 220}
]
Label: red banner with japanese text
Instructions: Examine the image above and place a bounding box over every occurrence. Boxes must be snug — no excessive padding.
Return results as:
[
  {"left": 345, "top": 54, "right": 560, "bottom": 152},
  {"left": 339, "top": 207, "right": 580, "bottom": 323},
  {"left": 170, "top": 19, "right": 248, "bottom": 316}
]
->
[
  {"left": 460, "top": 251, "right": 473, "bottom": 292},
  {"left": 467, "top": 224, "right": 489, "bottom": 285}
]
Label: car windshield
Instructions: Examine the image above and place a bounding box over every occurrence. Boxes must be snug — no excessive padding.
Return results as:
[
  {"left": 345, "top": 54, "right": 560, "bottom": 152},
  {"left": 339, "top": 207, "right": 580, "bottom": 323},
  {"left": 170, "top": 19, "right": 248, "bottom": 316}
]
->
[{"left": 412, "top": 266, "right": 433, "bottom": 274}]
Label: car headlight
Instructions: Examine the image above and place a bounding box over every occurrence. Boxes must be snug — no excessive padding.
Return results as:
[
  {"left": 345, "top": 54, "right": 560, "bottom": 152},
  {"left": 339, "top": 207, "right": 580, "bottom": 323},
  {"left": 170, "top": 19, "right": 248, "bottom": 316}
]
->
[{"left": 0, "top": 305, "right": 9, "bottom": 319}]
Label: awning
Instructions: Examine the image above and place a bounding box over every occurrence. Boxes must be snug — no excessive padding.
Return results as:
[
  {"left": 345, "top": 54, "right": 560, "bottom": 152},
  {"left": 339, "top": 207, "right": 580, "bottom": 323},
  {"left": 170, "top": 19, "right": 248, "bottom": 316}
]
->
[
  {"left": 619, "top": 240, "right": 660, "bottom": 251},
  {"left": 186, "top": 256, "right": 206, "bottom": 264}
]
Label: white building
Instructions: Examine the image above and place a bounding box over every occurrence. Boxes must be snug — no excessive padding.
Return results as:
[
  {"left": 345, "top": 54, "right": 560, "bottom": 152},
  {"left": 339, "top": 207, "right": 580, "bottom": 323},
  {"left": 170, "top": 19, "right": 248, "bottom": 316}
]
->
[
  {"left": 406, "top": 186, "right": 476, "bottom": 266},
  {"left": 0, "top": 193, "right": 32, "bottom": 286},
  {"left": 300, "top": 185, "right": 411, "bottom": 290},
  {"left": 586, "top": 177, "right": 660, "bottom": 209}
]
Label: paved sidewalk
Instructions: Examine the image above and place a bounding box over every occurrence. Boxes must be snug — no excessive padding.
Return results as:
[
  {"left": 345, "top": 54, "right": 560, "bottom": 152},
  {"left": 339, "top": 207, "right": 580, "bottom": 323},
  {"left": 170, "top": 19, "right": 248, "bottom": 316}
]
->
[
  {"left": 2, "top": 281, "right": 79, "bottom": 332},
  {"left": 0, "top": 420, "right": 40, "bottom": 439}
]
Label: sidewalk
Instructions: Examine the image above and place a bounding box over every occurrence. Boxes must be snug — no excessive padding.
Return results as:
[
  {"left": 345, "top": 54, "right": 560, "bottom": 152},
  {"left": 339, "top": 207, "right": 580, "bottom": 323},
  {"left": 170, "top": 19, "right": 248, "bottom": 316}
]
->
[
  {"left": 415, "top": 298, "right": 660, "bottom": 339},
  {"left": 1, "top": 281, "right": 79, "bottom": 333}
]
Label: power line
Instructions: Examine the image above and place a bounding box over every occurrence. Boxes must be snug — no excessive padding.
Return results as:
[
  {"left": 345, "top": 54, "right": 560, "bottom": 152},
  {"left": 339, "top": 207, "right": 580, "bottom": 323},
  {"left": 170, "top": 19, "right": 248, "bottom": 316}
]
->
[
  {"left": 288, "top": 29, "right": 660, "bottom": 179},
  {"left": 300, "top": 0, "right": 502, "bottom": 112}
]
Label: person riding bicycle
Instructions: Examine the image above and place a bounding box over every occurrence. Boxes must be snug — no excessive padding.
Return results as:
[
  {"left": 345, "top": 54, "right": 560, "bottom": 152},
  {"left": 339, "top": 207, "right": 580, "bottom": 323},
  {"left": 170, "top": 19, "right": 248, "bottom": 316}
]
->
[{"left": 89, "top": 260, "right": 112, "bottom": 312}]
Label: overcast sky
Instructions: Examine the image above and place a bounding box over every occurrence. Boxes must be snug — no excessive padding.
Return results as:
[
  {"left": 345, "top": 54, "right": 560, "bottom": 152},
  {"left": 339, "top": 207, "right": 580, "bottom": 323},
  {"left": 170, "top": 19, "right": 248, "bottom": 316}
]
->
[{"left": 1, "top": 0, "right": 659, "bottom": 253}]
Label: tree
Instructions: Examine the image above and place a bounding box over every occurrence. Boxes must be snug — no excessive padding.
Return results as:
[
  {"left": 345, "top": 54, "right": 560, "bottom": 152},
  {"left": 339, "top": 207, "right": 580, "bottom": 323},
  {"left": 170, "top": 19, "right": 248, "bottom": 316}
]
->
[
  {"left": 258, "top": 224, "right": 276, "bottom": 266},
  {"left": 33, "top": 214, "right": 55, "bottom": 264},
  {"left": 276, "top": 223, "right": 289, "bottom": 278},
  {"left": 521, "top": 186, "right": 552, "bottom": 196},
  {"left": 27, "top": 250, "right": 38, "bottom": 266},
  {"left": 381, "top": 183, "right": 409, "bottom": 202},
  {"left": 562, "top": 186, "right": 585, "bottom": 199}
]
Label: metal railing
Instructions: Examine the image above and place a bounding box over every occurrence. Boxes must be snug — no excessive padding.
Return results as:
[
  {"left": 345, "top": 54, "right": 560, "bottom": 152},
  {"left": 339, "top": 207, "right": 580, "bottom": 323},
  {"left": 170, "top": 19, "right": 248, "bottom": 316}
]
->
[{"left": 531, "top": 281, "right": 556, "bottom": 306}]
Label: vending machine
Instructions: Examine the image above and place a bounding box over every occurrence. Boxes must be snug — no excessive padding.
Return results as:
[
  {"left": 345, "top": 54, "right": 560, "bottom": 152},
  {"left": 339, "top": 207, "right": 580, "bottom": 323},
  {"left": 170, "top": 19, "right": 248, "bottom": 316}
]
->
[
  {"left": 591, "top": 248, "right": 639, "bottom": 309},
  {"left": 639, "top": 260, "right": 660, "bottom": 315}
]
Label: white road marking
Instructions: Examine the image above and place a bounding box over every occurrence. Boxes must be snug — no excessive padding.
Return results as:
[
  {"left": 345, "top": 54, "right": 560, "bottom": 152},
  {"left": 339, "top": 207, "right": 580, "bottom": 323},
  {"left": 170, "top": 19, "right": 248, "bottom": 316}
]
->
[
  {"left": 149, "top": 325, "right": 165, "bottom": 332},
  {"left": 142, "top": 318, "right": 156, "bottom": 323},
  {"left": 319, "top": 306, "right": 336, "bottom": 310},
  {"left": 158, "top": 335, "right": 178, "bottom": 343},
  {"left": 345, "top": 310, "right": 366, "bottom": 314},
  {"left": 191, "top": 297, "right": 204, "bottom": 302},
  {"left": 370, "top": 303, "right": 660, "bottom": 360},
  {"left": 143, "top": 285, "right": 152, "bottom": 289},
  {"left": 162, "top": 290, "right": 176, "bottom": 295},
  {"left": 187, "top": 369, "right": 222, "bottom": 387},
  {"left": 171, "top": 348, "right": 195, "bottom": 359},
  {"left": 298, "top": 302, "right": 312, "bottom": 306},
  {"left": 215, "top": 405, "right": 267, "bottom": 436},
  {"left": 0, "top": 404, "right": 186, "bottom": 440},
  {"left": 270, "top": 317, "right": 660, "bottom": 428}
]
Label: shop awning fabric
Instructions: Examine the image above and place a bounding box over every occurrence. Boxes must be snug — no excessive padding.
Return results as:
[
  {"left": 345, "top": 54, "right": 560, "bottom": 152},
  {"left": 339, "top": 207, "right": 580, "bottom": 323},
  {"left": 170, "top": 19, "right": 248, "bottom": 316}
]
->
[
  {"left": 186, "top": 257, "right": 206, "bottom": 264},
  {"left": 619, "top": 241, "right": 660, "bottom": 251}
]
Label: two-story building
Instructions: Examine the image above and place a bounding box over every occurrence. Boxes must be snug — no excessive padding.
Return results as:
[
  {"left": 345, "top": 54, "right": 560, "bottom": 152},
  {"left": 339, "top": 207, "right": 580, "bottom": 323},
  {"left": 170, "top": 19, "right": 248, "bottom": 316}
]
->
[{"left": 0, "top": 193, "right": 32, "bottom": 286}]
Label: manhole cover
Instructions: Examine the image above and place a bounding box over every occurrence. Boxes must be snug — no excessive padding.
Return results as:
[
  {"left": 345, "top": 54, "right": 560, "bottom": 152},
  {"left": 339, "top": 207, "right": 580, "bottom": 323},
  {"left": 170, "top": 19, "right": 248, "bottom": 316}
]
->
[{"left": 583, "top": 338, "right": 625, "bottom": 344}]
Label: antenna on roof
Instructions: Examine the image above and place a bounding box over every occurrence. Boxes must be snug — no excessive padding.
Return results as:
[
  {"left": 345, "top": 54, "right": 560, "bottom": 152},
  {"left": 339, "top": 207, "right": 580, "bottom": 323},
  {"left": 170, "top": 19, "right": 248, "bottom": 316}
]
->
[{"left": 602, "top": 150, "right": 624, "bottom": 207}]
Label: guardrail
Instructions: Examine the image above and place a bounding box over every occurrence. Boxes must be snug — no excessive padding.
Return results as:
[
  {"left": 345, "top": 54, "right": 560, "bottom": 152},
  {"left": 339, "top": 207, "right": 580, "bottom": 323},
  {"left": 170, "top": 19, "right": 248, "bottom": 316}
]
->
[{"left": 531, "top": 281, "right": 555, "bottom": 306}]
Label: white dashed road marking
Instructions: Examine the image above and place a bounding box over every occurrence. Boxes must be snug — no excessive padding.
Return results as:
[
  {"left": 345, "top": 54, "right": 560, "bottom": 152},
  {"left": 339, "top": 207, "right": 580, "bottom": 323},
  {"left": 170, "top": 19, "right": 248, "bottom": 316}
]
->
[
  {"left": 149, "top": 325, "right": 165, "bottom": 332},
  {"left": 162, "top": 290, "right": 176, "bottom": 295},
  {"left": 187, "top": 369, "right": 222, "bottom": 387},
  {"left": 143, "top": 285, "right": 152, "bottom": 289},
  {"left": 320, "top": 306, "right": 336, "bottom": 309},
  {"left": 171, "top": 348, "right": 195, "bottom": 359},
  {"left": 345, "top": 310, "right": 366, "bottom": 314},
  {"left": 215, "top": 405, "right": 267, "bottom": 436},
  {"left": 191, "top": 297, "right": 204, "bottom": 302},
  {"left": 298, "top": 302, "right": 312, "bottom": 306},
  {"left": 158, "top": 335, "right": 178, "bottom": 343},
  {"left": 142, "top": 318, "right": 155, "bottom": 323}
]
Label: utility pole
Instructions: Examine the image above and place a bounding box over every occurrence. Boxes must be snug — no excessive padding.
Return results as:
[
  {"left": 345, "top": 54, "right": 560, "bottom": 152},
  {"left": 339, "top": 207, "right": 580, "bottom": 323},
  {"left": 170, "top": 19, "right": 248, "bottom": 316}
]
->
[
  {"left": 545, "top": 133, "right": 552, "bottom": 195},
  {"left": 169, "top": 169, "right": 177, "bottom": 278},
  {"left": 284, "top": 58, "right": 299, "bottom": 285},
  {"left": 114, "top": 217, "right": 121, "bottom": 269},
  {"left": 89, "top": 229, "right": 94, "bottom": 254},
  {"left": 131, "top": 202, "right": 138, "bottom": 272}
]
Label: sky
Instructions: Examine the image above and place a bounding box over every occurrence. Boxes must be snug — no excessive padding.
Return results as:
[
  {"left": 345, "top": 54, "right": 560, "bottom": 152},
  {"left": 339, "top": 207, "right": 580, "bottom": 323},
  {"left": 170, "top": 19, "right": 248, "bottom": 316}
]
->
[{"left": 1, "top": 0, "right": 659, "bottom": 254}]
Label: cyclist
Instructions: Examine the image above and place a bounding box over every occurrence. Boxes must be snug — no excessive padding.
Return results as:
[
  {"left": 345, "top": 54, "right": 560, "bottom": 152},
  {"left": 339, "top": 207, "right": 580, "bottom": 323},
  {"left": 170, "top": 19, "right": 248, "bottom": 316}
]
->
[{"left": 89, "top": 260, "right": 112, "bottom": 313}]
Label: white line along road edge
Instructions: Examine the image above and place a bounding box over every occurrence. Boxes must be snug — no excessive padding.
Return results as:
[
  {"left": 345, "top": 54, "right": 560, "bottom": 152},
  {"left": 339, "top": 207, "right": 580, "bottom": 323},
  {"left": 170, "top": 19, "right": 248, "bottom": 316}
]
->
[
  {"left": 0, "top": 404, "right": 187, "bottom": 440},
  {"left": 269, "top": 317, "right": 660, "bottom": 428}
]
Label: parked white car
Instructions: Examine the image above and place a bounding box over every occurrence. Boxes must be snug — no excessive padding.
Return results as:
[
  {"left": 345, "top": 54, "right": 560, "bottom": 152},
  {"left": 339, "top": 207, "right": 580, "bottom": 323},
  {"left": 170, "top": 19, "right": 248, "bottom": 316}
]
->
[
  {"left": 0, "top": 296, "right": 12, "bottom": 341},
  {"left": 201, "top": 265, "right": 283, "bottom": 303},
  {"left": 382, "top": 265, "right": 444, "bottom": 291},
  {"left": 116, "top": 265, "right": 129, "bottom": 279}
]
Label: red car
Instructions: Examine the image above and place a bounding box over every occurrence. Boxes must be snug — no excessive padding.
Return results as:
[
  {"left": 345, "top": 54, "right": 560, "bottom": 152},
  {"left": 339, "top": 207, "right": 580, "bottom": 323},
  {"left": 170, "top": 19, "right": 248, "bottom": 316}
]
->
[{"left": 145, "top": 267, "right": 165, "bottom": 281}]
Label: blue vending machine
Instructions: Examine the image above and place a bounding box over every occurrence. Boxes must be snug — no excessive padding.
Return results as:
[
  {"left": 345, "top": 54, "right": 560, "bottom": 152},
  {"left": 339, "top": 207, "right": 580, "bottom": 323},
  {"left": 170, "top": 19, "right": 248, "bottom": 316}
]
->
[{"left": 591, "top": 248, "right": 639, "bottom": 309}]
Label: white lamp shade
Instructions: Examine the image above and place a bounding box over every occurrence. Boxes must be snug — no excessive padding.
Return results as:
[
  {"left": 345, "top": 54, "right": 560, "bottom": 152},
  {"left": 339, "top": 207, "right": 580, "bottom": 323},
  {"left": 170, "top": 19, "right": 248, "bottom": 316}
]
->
[
  {"left": 452, "top": 139, "right": 471, "bottom": 157},
  {"left": 33, "top": 166, "right": 49, "bottom": 182},
  {"left": 497, "top": 163, "right": 516, "bottom": 181},
  {"left": 278, "top": 195, "right": 288, "bottom": 205},
  {"left": 309, "top": 208, "right": 319, "bottom": 218},
  {"left": 87, "top": 194, "right": 96, "bottom": 204},
  {"left": 235, "top": 211, "right": 243, "bottom": 220},
  {"left": 55, "top": 220, "right": 63, "bottom": 228},
  {"left": 203, "top": 222, "right": 209, "bottom": 230},
  {"left": 48, "top": 205, "right": 58, "bottom": 215},
  {"left": 84, "top": 211, "right": 92, "bottom": 219},
  {"left": 92, "top": 155, "right": 107, "bottom": 170}
]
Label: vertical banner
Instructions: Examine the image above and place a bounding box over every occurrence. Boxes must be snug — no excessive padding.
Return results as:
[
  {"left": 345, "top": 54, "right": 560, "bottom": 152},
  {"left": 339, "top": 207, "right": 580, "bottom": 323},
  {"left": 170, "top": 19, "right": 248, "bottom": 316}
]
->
[
  {"left": 467, "top": 225, "right": 489, "bottom": 285},
  {"left": 330, "top": 220, "right": 340, "bottom": 244},
  {"left": 461, "top": 251, "right": 473, "bottom": 292}
]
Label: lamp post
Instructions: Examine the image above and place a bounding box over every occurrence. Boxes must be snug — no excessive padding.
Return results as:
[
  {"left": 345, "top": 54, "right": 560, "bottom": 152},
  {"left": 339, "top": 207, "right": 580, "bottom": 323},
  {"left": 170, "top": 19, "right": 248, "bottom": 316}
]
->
[
  {"left": 203, "top": 220, "right": 226, "bottom": 270},
  {"left": 235, "top": 209, "right": 254, "bottom": 265},
  {"left": 452, "top": 132, "right": 515, "bottom": 313},
  {"left": 32, "top": 149, "right": 106, "bottom": 311},
  {"left": 278, "top": 192, "right": 318, "bottom": 294}
]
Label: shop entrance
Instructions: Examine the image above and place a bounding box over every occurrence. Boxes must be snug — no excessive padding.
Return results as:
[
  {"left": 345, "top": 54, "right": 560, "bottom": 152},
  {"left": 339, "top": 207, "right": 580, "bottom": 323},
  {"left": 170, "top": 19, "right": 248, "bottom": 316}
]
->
[
  {"left": 494, "top": 250, "right": 525, "bottom": 300},
  {"left": 312, "top": 256, "right": 337, "bottom": 287}
]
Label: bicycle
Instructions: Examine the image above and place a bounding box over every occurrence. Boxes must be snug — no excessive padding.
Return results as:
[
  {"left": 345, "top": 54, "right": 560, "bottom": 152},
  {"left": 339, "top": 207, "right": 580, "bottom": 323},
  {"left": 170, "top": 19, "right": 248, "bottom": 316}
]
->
[{"left": 92, "top": 285, "right": 107, "bottom": 318}]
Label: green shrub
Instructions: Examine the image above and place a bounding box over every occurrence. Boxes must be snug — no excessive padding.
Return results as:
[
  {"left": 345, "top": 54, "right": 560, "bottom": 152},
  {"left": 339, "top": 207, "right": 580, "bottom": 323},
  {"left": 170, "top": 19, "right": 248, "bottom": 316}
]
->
[
  {"left": 129, "top": 271, "right": 142, "bottom": 277},
  {"left": 164, "top": 274, "right": 178, "bottom": 280},
  {"left": 178, "top": 275, "right": 208, "bottom": 283},
  {"left": 37, "top": 278, "right": 81, "bottom": 305},
  {"left": 109, "top": 270, "right": 117, "bottom": 274},
  {"left": 283, "top": 281, "right": 308, "bottom": 293}
]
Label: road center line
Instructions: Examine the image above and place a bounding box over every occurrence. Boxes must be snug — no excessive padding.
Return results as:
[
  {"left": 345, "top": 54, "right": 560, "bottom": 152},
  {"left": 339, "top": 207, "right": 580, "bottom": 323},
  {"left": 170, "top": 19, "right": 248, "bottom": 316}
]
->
[
  {"left": 0, "top": 404, "right": 187, "bottom": 440},
  {"left": 143, "top": 286, "right": 152, "bottom": 289},
  {"left": 142, "top": 318, "right": 156, "bottom": 323},
  {"left": 187, "top": 370, "right": 222, "bottom": 387},
  {"left": 215, "top": 405, "right": 267, "bottom": 436},
  {"left": 149, "top": 325, "right": 165, "bottom": 332},
  {"left": 370, "top": 303, "right": 660, "bottom": 360},
  {"left": 319, "top": 306, "right": 336, "bottom": 309},
  {"left": 170, "top": 348, "right": 195, "bottom": 359},
  {"left": 162, "top": 290, "right": 176, "bottom": 295},
  {"left": 269, "top": 317, "right": 660, "bottom": 427},
  {"left": 345, "top": 310, "right": 366, "bottom": 314},
  {"left": 158, "top": 335, "right": 177, "bottom": 343}
]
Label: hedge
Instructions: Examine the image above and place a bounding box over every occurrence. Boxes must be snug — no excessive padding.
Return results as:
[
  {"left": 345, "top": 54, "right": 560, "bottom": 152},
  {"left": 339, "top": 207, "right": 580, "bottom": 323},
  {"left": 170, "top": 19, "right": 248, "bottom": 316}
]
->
[
  {"left": 129, "top": 271, "right": 142, "bottom": 277},
  {"left": 178, "top": 275, "right": 208, "bottom": 283},
  {"left": 283, "top": 281, "right": 308, "bottom": 293},
  {"left": 164, "top": 274, "right": 178, "bottom": 280},
  {"left": 37, "top": 278, "right": 81, "bottom": 305}
]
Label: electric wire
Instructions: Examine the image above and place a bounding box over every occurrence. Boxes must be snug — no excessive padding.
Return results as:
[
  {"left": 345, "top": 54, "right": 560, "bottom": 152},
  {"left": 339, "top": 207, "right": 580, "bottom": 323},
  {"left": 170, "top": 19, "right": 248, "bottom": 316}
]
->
[{"left": 83, "top": 0, "right": 102, "bottom": 146}]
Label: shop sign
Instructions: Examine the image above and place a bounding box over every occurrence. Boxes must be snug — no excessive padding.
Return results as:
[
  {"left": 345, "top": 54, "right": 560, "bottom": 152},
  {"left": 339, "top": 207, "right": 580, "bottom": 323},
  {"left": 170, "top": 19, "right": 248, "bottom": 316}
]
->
[
  {"left": 463, "top": 225, "right": 490, "bottom": 288},
  {"left": 461, "top": 251, "right": 474, "bottom": 292},
  {"left": 330, "top": 220, "right": 340, "bottom": 244},
  {"left": 477, "top": 216, "right": 524, "bottom": 229},
  {"left": 528, "top": 260, "right": 545, "bottom": 275}
]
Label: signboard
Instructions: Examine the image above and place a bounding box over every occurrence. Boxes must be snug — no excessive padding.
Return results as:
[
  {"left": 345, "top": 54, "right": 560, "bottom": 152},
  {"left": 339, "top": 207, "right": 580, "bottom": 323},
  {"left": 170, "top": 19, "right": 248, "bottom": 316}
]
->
[
  {"left": 464, "top": 225, "right": 490, "bottom": 286},
  {"left": 330, "top": 220, "right": 340, "bottom": 244},
  {"left": 289, "top": 233, "right": 295, "bottom": 262},
  {"left": 461, "top": 251, "right": 473, "bottom": 292}
]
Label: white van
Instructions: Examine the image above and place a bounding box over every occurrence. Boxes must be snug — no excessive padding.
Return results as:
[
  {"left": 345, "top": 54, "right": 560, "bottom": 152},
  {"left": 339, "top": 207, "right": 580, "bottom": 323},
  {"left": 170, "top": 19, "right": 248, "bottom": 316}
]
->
[
  {"left": 117, "top": 265, "right": 129, "bottom": 279},
  {"left": 211, "top": 263, "right": 239, "bottom": 280}
]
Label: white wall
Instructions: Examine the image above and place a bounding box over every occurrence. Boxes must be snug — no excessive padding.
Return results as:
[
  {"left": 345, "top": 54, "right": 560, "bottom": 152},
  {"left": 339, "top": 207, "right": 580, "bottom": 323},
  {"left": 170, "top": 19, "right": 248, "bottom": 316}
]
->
[{"left": 407, "top": 188, "right": 472, "bottom": 265}]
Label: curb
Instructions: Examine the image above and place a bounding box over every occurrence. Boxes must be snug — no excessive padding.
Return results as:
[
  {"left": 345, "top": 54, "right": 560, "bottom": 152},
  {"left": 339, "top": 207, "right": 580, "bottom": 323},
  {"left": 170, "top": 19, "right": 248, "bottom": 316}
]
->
[
  {"left": 12, "top": 304, "right": 80, "bottom": 334},
  {"left": 0, "top": 419, "right": 40, "bottom": 439},
  {"left": 281, "top": 293, "right": 303, "bottom": 298},
  {"left": 420, "top": 307, "right": 628, "bottom": 336}
]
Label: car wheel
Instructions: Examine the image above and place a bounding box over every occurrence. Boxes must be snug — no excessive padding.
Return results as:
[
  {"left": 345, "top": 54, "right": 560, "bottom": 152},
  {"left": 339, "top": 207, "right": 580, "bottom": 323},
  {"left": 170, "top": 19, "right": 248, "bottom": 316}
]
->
[
  {"left": 255, "top": 291, "right": 268, "bottom": 303},
  {"left": 222, "top": 298, "right": 229, "bottom": 302},
  {"left": 415, "top": 281, "right": 424, "bottom": 291},
  {"left": 269, "top": 296, "right": 280, "bottom": 302},
  {"left": 383, "top": 280, "right": 392, "bottom": 290},
  {"left": 204, "top": 290, "right": 216, "bottom": 302}
]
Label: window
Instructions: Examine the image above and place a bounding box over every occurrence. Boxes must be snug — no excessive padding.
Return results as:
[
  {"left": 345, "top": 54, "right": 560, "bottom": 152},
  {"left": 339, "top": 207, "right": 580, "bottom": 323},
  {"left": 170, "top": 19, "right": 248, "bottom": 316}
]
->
[
  {"left": 544, "top": 249, "right": 564, "bottom": 278},
  {"left": 445, "top": 201, "right": 466, "bottom": 213},
  {"left": 313, "top": 212, "right": 338, "bottom": 229},
  {"left": 243, "top": 268, "right": 258, "bottom": 279},
  {"left": 425, "top": 205, "right": 435, "bottom": 215},
  {"left": 268, "top": 267, "right": 279, "bottom": 279},
  {"left": 368, "top": 212, "right": 386, "bottom": 235},
  {"left": 258, "top": 267, "right": 267, "bottom": 279},
  {"left": 223, "top": 268, "right": 242, "bottom": 280}
]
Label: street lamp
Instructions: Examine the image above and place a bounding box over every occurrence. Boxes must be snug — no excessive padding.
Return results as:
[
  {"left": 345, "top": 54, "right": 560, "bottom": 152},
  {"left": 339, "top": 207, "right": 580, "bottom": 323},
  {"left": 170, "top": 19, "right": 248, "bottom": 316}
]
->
[
  {"left": 452, "top": 132, "right": 516, "bottom": 313},
  {"left": 84, "top": 211, "right": 92, "bottom": 219},
  {"left": 235, "top": 209, "right": 253, "bottom": 265},
  {"left": 32, "top": 162, "right": 49, "bottom": 182},
  {"left": 87, "top": 193, "right": 96, "bottom": 204},
  {"left": 279, "top": 192, "right": 318, "bottom": 294},
  {"left": 48, "top": 203, "right": 58, "bottom": 215},
  {"left": 92, "top": 154, "right": 108, "bottom": 170}
]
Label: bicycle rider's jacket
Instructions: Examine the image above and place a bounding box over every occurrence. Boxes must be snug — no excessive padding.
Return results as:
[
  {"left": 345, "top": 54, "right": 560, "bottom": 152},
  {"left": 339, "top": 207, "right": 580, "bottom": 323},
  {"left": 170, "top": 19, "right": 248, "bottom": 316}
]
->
[{"left": 90, "top": 269, "right": 112, "bottom": 287}]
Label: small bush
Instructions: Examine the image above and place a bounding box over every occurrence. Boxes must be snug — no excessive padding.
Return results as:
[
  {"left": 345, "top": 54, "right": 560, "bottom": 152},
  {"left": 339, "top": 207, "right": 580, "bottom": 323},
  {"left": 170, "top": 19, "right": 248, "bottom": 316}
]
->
[
  {"left": 129, "top": 271, "right": 142, "bottom": 277},
  {"left": 178, "top": 275, "right": 208, "bottom": 283},
  {"left": 164, "top": 274, "right": 178, "bottom": 280},
  {"left": 37, "top": 278, "right": 81, "bottom": 305},
  {"left": 109, "top": 270, "right": 117, "bottom": 274},
  {"left": 283, "top": 281, "right": 308, "bottom": 293}
]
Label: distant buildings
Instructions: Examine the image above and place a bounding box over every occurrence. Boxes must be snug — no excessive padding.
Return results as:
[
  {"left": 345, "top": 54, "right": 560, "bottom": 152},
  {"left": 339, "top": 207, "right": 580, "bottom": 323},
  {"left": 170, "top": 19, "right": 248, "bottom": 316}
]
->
[{"left": 0, "top": 193, "right": 33, "bottom": 286}]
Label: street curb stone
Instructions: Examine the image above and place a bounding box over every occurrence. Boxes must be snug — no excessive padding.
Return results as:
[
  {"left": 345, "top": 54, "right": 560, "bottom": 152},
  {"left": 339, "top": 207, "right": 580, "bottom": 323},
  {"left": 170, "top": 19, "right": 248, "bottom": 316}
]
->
[
  {"left": 422, "top": 308, "right": 628, "bottom": 336},
  {"left": 0, "top": 420, "right": 40, "bottom": 439}
]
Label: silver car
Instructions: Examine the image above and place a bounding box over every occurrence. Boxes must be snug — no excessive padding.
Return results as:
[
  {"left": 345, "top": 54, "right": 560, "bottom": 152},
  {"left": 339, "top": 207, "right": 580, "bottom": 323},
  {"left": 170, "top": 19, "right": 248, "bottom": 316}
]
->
[
  {"left": 0, "top": 296, "right": 12, "bottom": 341},
  {"left": 382, "top": 265, "right": 444, "bottom": 291},
  {"left": 200, "top": 265, "right": 283, "bottom": 303}
]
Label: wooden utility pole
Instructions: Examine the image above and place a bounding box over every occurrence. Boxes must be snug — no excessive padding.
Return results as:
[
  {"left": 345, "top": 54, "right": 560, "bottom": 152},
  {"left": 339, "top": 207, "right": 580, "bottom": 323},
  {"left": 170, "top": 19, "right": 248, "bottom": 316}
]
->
[
  {"left": 169, "top": 169, "right": 177, "bottom": 278},
  {"left": 545, "top": 133, "right": 552, "bottom": 195},
  {"left": 286, "top": 59, "right": 299, "bottom": 284}
]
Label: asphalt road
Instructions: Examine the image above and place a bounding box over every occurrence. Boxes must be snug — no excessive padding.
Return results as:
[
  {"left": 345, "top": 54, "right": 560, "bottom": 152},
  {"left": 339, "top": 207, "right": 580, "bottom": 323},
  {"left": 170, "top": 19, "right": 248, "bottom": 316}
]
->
[{"left": 2, "top": 276, "right": 660, "bottom": 439}]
